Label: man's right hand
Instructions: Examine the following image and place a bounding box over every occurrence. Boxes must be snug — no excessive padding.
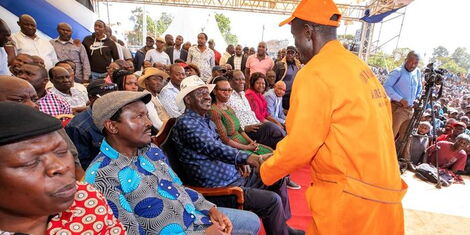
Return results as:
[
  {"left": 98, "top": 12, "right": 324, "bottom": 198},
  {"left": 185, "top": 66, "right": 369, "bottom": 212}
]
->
[
  {"left": 399, "top": 99, "right": 409, "bottom": 107},
  {"left": 244, "top": 124, "right": 260, "bottom": 133},
  {"left": 246, "top": 154, "right": 262, "bottom": 168},
  {"left": 205, "top": 224, "right": 229, "bottom": 235}
]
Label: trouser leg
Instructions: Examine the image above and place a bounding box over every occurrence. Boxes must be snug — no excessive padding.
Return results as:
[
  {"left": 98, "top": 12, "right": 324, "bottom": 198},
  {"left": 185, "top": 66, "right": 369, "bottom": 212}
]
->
[{"left": 247, "top": 122, "right": 286, "bottom": 149}]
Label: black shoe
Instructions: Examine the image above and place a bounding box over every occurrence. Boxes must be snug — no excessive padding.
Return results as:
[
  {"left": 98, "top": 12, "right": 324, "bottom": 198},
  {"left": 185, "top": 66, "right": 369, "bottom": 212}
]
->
[
  {"left": 287, "top": 226, "right": 305, "bottom": 235},
  {"left": 287, "top": 179, "right": 301, "bottom": 190}
]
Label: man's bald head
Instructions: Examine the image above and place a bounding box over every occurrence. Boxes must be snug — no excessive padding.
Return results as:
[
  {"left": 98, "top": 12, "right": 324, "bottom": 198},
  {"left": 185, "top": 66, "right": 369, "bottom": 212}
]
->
[
  {"left": 49, "top": 66, "right": 72, "bottom": 93},
  {"left": 0, "top": 76, "right": 39, "bottom": 109},
  {"left": 18, "top": 14, "right": 36, "bottom": 37},
  {"left": 57, "top": 23, "right": 72, "bottom": 41},
  {"left": 0, "top": 18, "right": 11, "bottom": 47},
  {"left": 274, "top": 80, "right": 286, "bottom": 97},
  {"left": 290, "top": 17, "right": 337, "bottom": 64}
]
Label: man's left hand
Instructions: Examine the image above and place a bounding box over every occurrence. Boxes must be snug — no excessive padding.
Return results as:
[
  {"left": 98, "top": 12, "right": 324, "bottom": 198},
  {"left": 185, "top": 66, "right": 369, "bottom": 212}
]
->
[
  {"left": 237, "top": 165, "right": 251, "bottom": 177},
  {"left": 209, "top": 207, "right": 232, "bottom": 234}
]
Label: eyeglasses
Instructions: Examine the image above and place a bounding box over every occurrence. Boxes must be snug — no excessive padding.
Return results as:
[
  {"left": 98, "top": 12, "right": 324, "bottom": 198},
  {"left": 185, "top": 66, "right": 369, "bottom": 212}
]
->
[{"left": 216, "top": 88, "right": 233, "bottom": 92}]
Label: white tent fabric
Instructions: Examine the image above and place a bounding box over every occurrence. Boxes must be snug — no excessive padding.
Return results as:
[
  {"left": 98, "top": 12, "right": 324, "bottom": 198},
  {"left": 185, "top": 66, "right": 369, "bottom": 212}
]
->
[{"left": 163, "top": 9, "right": 227, "bottom": 52}]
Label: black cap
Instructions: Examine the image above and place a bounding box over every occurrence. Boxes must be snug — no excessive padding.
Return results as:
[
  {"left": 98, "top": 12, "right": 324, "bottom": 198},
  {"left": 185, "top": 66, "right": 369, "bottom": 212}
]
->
[
  {"left": 87, "top": 79, "right": 117, "bottom": 97},
  {"left": 0, "top": 102, "right": 62, "bottom": 145},
  {"left": 212, "top": 66, "right": 227, "bottom": 72}
]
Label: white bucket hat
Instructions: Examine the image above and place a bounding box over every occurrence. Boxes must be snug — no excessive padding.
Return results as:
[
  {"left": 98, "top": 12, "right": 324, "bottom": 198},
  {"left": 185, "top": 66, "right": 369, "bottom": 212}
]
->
[{"left": 175, "top": 75, "right": 215, "bottom": 110}]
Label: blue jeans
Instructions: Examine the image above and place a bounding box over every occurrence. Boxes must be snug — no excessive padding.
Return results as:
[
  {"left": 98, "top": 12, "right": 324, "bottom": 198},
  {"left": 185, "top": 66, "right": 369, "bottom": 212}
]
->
[{"left": 218, "top": 207, "right": 260, "bottom": 235}]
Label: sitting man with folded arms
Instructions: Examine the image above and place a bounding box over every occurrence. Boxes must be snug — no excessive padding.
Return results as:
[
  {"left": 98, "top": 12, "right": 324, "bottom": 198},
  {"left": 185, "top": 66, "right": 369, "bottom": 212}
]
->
[
  {"left": 84, "top": 91, "right": 260, "bottom": 234},
  {"left": 0, "top": 102, "right": 124, "bottom": 234},
  {"left": 0, "top": 75, "right": 84, "bottom": 179},
  {"left": 65, "top": 79, "right": 118, "bottom": 170},
  {"left": 170, "top": 75, "right": 303, "bottom": 235}
]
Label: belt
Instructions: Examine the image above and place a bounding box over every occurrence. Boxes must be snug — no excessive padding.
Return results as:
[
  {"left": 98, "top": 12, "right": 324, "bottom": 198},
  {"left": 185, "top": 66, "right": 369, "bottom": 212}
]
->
[
  {"left": 391, "top": 101, "right": 412, "bottom": 110},
  {"left": 313, "top": 173, "right": 408, "bottom": 204}
]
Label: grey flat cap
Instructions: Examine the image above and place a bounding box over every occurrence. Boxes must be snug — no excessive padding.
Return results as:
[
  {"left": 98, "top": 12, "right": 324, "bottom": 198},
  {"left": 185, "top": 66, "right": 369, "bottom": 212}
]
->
[{"left": 92, "top": 91, "right": 152, "bottom": 132}]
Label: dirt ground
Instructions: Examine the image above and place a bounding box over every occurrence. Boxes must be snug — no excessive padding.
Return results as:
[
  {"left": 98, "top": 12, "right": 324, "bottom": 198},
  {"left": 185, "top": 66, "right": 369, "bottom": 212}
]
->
[{"left": 402, "top": 171, "right": 470, "bottom": 235}]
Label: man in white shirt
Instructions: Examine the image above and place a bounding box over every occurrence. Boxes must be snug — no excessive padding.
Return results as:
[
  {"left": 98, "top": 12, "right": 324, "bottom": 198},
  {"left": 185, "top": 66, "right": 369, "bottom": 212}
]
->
[
  {"left": 187, "top": 33, "right": 215, "bottom": 82},
  {"left": 10, "top": 15, "right": 58, "bottom": 70},
  {"left": 0, "top": 18, "right": 11, "bottom": 75},
  {"left": 145, "top": 36, "right": 171, "bottom": 65},
  {"left": 159, "top": 64, "right": 186, "bottom": 117},
  {"left": 49, "top": 66, "right": 88, "bottom": 113}
]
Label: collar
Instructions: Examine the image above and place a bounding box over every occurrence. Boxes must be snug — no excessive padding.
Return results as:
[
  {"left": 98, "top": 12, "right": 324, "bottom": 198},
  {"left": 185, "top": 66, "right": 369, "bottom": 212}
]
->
[
  {"left": 233, "top": 90, "right": 245, "bottom": 98},
  {"left": 55, "top": 37, "right": 73, "bottom": 44},
  {"left": 19, "top": 31, "right": 38, "bottom": 40},
  {"left": 100, "top": 139, "right": 149, "bottom": 159},
  {"left": 166, "top": 81, "right": 179, "bottom": 91},
  {"left": 185, "top": 109, "right": 210, "bottom": 121},
  {"left": 401, "top": 64, "right": 418, "bottom": 74},
  {"left": 51, "top": 86, "right": 79, "bottom": 97}
]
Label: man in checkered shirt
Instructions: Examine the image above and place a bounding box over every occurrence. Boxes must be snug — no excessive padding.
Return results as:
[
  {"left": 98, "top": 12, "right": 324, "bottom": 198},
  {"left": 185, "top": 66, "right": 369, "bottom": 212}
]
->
[{"left": 17, "top": 62, "right": 71, "bottom": 116}]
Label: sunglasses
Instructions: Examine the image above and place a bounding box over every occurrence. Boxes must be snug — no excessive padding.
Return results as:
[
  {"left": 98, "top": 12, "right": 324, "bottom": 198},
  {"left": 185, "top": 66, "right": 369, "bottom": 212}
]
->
[{"left": 100, "top": 83, "right": 118, "bottom": 91}]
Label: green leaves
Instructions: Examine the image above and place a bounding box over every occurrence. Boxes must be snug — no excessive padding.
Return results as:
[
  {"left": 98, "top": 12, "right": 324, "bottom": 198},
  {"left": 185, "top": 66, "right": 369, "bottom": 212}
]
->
[{"left": 215, "top": 13, "right": 238, "bottom": 45}]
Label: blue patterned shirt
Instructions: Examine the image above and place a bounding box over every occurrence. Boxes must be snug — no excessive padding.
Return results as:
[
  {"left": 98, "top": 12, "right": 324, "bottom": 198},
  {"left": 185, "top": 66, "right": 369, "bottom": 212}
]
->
[
  {"left": 171, "top": 110, "right": 250, "bottom": 187},
  {"left": 84, "top": 140, "right": 215, "bottom": 234}
]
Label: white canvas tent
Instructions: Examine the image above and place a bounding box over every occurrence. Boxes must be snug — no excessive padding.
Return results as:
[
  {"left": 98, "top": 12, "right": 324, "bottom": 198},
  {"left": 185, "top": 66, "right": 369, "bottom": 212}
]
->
[{"left": 163, "top": 9, "right": 227, "bottom": 52}]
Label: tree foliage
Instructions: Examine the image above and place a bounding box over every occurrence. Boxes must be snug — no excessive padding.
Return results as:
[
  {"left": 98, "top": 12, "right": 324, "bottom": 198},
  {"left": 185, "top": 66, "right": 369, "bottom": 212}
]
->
[
  {"left": 156, "top": 13, "right": 173, "bottom": 36},
  {"left": 451, "top": 47, "right": 470, "bottom": 71},
  {"left": 428, "top": 46, "right": 470, "bottom": 74},
  {"left": 430, "top": 46, "right": 449, "bottom": 62},
  {"left": 215, "top": 13, "right": 238, "bottom": 45},
  {"left": 126, "top": 7, "right": 173, "bottom": 46},
  {"left": 368, "top": 48, "right": 412, "bottom": 70},
  {"left": 368, "top": 45, "right": 470, "bottom": 75}
]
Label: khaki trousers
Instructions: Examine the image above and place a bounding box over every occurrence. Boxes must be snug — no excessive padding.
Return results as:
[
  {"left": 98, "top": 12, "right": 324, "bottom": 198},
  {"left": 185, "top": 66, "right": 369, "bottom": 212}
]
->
[{"left": 391, "top": 101, "right": 413, "bottom": 141}]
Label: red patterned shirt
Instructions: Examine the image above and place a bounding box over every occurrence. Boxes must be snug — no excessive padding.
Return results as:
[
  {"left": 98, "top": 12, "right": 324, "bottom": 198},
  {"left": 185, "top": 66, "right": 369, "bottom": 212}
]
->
[
  {"left": 46, "top": 182, "right": 125, "bottom": 235},
  {"left": 37, "top": 91, "right": 72, "bottom": 117}
]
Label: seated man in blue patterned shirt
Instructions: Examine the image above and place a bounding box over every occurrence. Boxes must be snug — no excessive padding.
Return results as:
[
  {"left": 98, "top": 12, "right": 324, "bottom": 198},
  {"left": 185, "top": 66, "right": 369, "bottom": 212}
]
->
[
  {"left": 84, "top": 90, "right": 260, "bottom": 234},
  {"left": 170, "top": 76, "right": 302, "bottom": 235}
]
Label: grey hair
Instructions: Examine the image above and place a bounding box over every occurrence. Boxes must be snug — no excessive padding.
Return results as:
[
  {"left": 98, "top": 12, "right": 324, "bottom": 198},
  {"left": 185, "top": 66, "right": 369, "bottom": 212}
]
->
[{"left": 456, "top": 133, "right": 470, "bottom": 142}]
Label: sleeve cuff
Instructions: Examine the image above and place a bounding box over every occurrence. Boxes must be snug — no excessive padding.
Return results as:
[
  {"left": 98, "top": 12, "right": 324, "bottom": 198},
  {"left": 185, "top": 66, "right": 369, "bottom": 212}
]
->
[{"left": 235, "top": 150, "right": 250, "bottom": 165}]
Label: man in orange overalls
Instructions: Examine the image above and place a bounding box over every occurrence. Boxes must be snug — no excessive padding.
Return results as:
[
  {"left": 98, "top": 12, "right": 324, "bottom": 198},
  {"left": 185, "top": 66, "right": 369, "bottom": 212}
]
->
[{"left": 259, "top": 0, "right": 407, "bottom": 234}]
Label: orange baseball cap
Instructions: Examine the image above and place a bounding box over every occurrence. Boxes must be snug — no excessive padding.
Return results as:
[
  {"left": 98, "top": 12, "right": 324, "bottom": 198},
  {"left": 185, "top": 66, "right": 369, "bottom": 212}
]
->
[{"left": 279, "top": 0, "right": 342, "bottom": 27}]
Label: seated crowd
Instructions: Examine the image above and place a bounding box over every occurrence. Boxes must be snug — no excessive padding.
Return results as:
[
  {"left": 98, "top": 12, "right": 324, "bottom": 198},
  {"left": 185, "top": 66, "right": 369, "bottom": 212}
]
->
[
  {"left": 404, "top": 86, "right": 470, "bottom": 176},
  {"left": 0, "top": 15, "right": 306, "bottom": 234}
]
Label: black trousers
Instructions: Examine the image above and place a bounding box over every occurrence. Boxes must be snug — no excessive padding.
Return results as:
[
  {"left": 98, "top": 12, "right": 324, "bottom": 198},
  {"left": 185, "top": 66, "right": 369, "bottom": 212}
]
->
[
  {"left": 231, "top": 170, "right": 291, "bottom": 235},
  {"left": 247, "top": 122, "right": 286, "bottom": 149}
]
